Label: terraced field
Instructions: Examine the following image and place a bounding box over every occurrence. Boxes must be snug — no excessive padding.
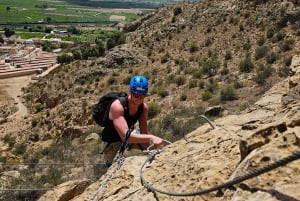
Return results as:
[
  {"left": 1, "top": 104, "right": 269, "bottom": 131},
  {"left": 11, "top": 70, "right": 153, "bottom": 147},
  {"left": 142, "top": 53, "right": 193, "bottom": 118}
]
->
[{"left": 0, "top": 0, "right": 159, "bottom": 24}]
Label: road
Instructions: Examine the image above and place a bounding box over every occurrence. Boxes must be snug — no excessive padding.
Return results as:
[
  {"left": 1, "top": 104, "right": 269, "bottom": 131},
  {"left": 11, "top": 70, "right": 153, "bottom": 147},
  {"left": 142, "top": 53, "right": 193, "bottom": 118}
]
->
[{"left": 0, "top": 75, "right": 35, "bottom": 119}]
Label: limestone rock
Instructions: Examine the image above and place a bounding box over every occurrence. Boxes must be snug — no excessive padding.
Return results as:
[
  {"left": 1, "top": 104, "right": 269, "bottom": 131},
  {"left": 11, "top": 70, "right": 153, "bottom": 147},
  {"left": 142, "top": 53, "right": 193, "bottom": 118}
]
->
[
  {"left": 46, "top": 52, "right": 300, "bottom": 201},
  {"left": 38, "top": 179, "right": 91, "bottom": 201}
]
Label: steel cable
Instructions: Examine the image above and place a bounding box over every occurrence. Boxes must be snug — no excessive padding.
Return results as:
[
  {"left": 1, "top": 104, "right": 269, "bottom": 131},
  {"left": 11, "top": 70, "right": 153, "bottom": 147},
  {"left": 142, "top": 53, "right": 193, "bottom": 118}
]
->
[{"left": 140, "top": 151, "right": 300, "bottom": 196}]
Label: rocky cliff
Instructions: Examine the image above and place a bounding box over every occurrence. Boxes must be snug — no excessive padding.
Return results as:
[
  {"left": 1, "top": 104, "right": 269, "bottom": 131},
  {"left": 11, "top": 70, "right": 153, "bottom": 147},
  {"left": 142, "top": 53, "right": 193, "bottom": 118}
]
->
[
  {"left": 38, "top": 55, "right": 300, "bottom": 201},
  {"left": 0, "top": 0, "right": 299, "bottom": 200}
]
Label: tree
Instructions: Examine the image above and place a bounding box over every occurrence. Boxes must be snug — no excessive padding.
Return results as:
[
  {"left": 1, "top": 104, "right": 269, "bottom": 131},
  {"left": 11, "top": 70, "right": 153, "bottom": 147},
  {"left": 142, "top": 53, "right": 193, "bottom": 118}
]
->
[
  {"left": 106, "top": 32, "right": 125, "bottom": 50},
  {"left": 173, "top": 7, "right": 182, "bottom": 16},
  {"left": 68, "top": 26, "right": 80, "bottom": 35},
  {"left": 201, "top": 56, "right": 220, "bottom": 77},
  {"left": 6, "top": 6, "right": 10, "bottom": 12},
  {"left": 96, "top": 41, "right": 105, "bottom": 57},
  {"left": 72, "top": 50, "right": 82, "bottom": 60},
  {"left": 106, "top": 38, "right": 116, "bottom": 50},
  {"left": 0, "top": 36, "right": 4, "bottom": 44},
  {"left": 57, "top": 54, "right": 73, "bottom": 64},
  {"left": 45, "top": 27, "right": 53, "bottom": 33},
  {"left": 4, "top": 28, "right": 15, "bottom": 38},
  {"left": 46, "top": 17, "right": 52, "bottom": 23}
]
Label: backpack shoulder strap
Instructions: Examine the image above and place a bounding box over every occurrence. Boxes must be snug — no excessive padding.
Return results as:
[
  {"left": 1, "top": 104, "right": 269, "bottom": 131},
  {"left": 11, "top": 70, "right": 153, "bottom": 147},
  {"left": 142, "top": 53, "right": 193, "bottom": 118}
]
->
[
  {"left": 117, "top": 94, "right": 128, "bottom": 114},
  {"left": 136, "top": 103, "right": 144, "bottom": 118}
]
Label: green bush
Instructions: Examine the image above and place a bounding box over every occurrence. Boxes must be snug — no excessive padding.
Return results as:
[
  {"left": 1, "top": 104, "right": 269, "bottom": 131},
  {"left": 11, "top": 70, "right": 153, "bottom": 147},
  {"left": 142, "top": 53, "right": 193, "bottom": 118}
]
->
[
  {"left": 29, "top": 133, "right": 40, "bottom": 142},
  {"left": 184, "top": 67, "right": 197, "bottom": 75},
  {"left": 161, "top": 114, "right": 176, "bottom": 131},
  {"left": 174, "top": 58, "right": 188, "bottom": 67},
  {"left": 152, "top": 67, "right": 159, "bottom": 75},
  {"left": 225, "top": 50, "right": 232, "bottom": 60},
  {"left": 278, "top": 65, "right": 289, "bottom": 77},
  {"left": 202, "top": 90, "right": 212, "bottom": 101},
  {"left": 0, "top": 156, "right": 7, "bottom": 163},
  {"left": 166, "top": 74, "right": 175, "bottom": 83},
  {"left": 229, "top": 16, "right": 239, "bottom": 25},
  {"left": 189, "top": 43, "right": 199, "bottom": 53},
  {"left": 31, "top": 118, "right": 38, "bottom": 128},
  {"left": 45, "top": 166, "right": 63, "bottom": 185},
  {"left": 220, "top": 86, "right": 238, "bottom": 101},
  {"left": 279, "top": 39, "right": 294, "bottom": 52},
  {"left": 201, "top": 56, "right": 220, "bottom": 76},
  {"left": 107, "top": 76, "right": 116, "bottom": 85},
  {"left": 34, "top": 103, "right": 44, "bottom": 113},
  {"left": 283, "top": 56, "right": 292, "bottom": 66},
  {"left": 191, "top": 68, "right": 203, "bottom": 79},
  {"left": 266, "top": 52, "right": 277, "bottom": 64},
  {"left": 207, "top": 78, "right": 218, "bottom": 93},
  {"left": 257, "top": 37, "right": 265, "bottom": 46},
  {"left": 13, "top": 142, "right": 27, "bottom": 155},
  {"left": 239, "top": 24, "right": 244, "bottom": 31},
  {"left": 204, "top": 37, "right": 213, "bottom": 46},
  {"left": 173, "top": 7, "right": 182, "bottom": 16},
  {"left": 161, "top": 53, "right": 170, "bottom": 63},
  {"left": 188, "top": 79, "right": 198, "bottom": 89},
  {"left": 198, "top": 80, "right": 205, "bottom": 89},
  {"left": 254, "top": 64, "right": 274, "bottom": 85},
  {"left": 106, "top": 32, "right": 126, "bottom": 50},
  {"left": 122, "top": 76, "right": 131, "bottom": 85},
  {"left": 57, "top": 53, "right": 73, "bottom": 64},
  {"left": 75, "top": 87, "right": 83, "bottom": 93},
  {"left": 272, "top": 30, "right": 286, "bottom": 43},
  {"left": 180, "top": 93, "right": 187, "bottom": 101},
  {"left": 65, "top": 112, "right": 72, "bottom": 120},
  {"left": 220, "top": 67, "right": 229, "bottom": 75},
  {"left": 239, "top": 55, "right": 254, "bottom": 73},
  {"left": 148, "top": 102, "right": 161, "bottom": 119},
  {"left": 151, "top": 87, "right": 169, "bottom": 98},
  {"left": 243, "top": 41, "right": 251, "bottom": 50},
  {"left": 254, "top": 45, "right": 269, "bottom": 60},
  {"left": 175, "top": 76, "right": 186, "bottom": 86},
  {"left": 266, "top": 28, "right": 274, "bottom": 38},
  {"left": 2, "top": 134, "right": 16, "bottom": 148}
]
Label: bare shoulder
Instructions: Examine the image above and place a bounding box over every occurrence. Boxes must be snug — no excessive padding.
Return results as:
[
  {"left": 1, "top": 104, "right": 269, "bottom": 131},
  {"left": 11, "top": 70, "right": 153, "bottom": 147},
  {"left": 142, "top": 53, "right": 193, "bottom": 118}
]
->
[
  {"left": 142, "top": 102, "right": 148, "bottom": 110},
  {"left": 109, "top": 100, "right": 124, "bottom": 118},
  {"left": 142, "top": 102, "right": 148, "bottom": 113},
  {"left": 110, "top": 99, "right": 124, "bottom": 113}
]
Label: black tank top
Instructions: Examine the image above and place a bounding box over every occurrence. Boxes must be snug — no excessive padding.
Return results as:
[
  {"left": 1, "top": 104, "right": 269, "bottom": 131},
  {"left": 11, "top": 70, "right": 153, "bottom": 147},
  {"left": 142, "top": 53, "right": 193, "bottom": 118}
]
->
[{"left": 101, "top": 99, "right": 144, "bottom": 143}]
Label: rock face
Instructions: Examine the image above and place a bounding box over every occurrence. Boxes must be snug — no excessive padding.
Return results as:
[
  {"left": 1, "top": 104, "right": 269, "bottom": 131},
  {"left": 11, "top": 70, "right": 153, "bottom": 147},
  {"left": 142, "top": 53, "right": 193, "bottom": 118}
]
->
[
  {"left": 38, "top": 179, "right": 91, "bottom": 201},
  {"left": 99, "top": 46, "right": 145, "bottom": 69},
  {"left": 39, "top": 55, "right": 300, "bottom": 200}
]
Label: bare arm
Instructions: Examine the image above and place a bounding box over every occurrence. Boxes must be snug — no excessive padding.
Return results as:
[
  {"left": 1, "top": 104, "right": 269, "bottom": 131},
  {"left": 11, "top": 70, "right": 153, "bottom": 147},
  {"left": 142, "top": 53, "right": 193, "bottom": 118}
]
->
[
  {"left": 138, "top": 103, "right": 148, "bottom": 134},
  {"left": 109, "top": 100, "right": 163, "bottom": 148}
]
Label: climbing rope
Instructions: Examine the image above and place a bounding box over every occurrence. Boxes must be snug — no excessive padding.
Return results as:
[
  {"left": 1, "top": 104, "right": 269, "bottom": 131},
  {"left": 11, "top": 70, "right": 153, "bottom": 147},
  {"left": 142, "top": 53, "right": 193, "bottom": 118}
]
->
[{"left": 140, "top": 150, "right": 300, "bottom": 197}]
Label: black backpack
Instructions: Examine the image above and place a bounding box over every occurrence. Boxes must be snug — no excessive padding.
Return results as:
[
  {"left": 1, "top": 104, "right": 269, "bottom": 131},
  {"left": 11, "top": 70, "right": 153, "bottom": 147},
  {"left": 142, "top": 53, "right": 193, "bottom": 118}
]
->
[{"left": 92, "top": 92, "right": 128, "bottom": 127}]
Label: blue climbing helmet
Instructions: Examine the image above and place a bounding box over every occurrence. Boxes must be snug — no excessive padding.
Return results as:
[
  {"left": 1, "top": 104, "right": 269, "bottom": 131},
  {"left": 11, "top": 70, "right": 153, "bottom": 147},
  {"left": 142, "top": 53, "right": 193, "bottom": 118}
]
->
[{"left": 129, "top": 75, "right": 148, "bottom": 95}]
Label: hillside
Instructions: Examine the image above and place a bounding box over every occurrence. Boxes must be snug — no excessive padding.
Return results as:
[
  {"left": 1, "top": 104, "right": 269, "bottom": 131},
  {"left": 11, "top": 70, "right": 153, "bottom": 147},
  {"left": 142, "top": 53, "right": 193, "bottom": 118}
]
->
[
  {"left": 0, "top": 0, "right": 299, "bottom": 200},
  {"left": 40, "top": 53, "right": 300, "bottom": 201}
]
